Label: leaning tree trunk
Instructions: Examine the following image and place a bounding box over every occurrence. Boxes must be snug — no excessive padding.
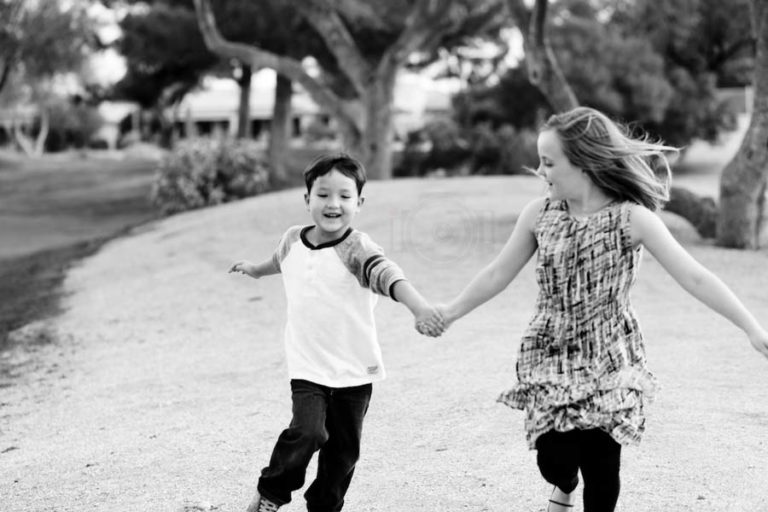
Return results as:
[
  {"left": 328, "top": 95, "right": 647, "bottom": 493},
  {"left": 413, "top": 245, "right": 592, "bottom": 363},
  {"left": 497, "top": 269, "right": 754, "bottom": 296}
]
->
[
  {"left": 716, "top": 0, "right": 768, "bottom": 249},
  {"left": 236, "top": 63, "right": 252, "bottom": 139},
  {"left": 524, "top": 0, "right": 578, "bottom": 112},
  {"left": 268, "top": 73, "right": 292, "bottom": 184}
]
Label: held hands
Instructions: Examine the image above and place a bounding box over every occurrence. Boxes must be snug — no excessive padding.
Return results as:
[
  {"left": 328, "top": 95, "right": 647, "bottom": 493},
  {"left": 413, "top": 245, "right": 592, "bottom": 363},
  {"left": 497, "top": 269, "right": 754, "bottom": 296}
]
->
[{"left": 415, "top": 304, "right": 451, "bottom": 338}]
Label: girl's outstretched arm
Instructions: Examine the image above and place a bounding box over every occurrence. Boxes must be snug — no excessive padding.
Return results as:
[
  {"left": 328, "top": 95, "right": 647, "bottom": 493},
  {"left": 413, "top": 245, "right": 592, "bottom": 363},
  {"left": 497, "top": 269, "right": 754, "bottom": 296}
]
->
[
  {"left": 631, "top": 204, "right": 768, "bottom": 358},
  {"left": 440, "top": 197, "right": 541, "bottom": 326}
]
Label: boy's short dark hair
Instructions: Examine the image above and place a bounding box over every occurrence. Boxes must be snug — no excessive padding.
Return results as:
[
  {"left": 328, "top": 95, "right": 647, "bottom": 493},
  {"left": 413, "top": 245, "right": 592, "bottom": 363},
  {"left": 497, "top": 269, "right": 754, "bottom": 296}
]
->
[{"left": 304, "top": 153, "right": 367, "bottom": 195}]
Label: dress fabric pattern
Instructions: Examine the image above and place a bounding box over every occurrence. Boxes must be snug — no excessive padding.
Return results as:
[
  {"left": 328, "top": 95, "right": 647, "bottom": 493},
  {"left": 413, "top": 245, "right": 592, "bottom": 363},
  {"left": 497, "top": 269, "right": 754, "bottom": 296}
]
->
[{"left": 497, "top": 198, "right": 657, "bottom": 449}]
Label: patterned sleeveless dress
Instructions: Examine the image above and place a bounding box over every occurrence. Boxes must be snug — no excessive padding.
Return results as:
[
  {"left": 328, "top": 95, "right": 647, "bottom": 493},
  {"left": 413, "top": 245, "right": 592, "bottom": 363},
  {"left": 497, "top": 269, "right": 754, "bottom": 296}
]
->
[{"left": 497, "top": 198, "right": 658, "bottom": 449}]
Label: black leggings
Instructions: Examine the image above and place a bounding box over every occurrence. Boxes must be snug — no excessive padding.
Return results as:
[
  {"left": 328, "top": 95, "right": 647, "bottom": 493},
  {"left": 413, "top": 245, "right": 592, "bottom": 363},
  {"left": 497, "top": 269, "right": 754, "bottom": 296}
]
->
[{"left": 535, "top": 428, "right": 622, "bottom": 512}]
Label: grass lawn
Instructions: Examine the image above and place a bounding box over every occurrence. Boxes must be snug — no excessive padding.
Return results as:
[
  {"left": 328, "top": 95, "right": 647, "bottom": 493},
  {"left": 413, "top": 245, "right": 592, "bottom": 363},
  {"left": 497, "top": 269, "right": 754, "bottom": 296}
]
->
[
  {"left": 0, "top": 145, "right": 333, "bottom": 348},
  {"left": 0, "top": 152, "right": 160, "bottom": 346}
]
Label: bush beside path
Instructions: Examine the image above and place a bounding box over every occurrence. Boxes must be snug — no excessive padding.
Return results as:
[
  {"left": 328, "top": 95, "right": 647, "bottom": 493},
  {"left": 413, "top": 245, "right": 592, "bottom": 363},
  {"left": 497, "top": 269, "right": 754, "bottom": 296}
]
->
[{"left": 1, "top": 176, "right": 767, "bottom": 512}]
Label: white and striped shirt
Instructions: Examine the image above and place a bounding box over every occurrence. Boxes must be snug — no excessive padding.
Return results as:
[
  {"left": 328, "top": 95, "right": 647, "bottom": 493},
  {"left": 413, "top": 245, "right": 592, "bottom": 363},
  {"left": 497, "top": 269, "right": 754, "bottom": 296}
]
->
[{"left": 272, "top": 226, "right": 407, "bottom": 387}]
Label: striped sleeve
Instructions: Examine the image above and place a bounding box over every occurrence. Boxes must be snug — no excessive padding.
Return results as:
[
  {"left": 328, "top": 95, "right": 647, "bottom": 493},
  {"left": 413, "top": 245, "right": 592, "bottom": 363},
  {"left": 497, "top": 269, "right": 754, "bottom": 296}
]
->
[
  {"left": 271, "top": 226, "right": 303, "bottom": 271},
  {"left": 335, "top": 231, "right": 407, "bottom": 300}
]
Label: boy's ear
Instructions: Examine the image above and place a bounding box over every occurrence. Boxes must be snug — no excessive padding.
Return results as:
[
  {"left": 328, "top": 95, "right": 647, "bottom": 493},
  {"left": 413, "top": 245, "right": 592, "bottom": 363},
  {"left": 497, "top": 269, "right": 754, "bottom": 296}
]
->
[
  {"left": 304, "top": 192, "right": 310, "bottom": 208},
  {"left": 357, "top": 195, "right": 365, "bottom": 208}
]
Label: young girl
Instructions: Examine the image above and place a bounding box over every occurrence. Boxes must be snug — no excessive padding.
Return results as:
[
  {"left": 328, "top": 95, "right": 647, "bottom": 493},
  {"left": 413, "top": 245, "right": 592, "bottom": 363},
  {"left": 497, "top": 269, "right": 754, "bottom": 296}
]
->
[{"left": 426, "top": 107, "right": 768, "bottom": 512}]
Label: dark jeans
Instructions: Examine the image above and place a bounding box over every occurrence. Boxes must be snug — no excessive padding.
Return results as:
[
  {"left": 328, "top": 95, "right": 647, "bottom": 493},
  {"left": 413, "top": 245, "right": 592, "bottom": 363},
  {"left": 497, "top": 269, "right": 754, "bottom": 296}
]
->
[
  {"left": 257, "top": 379, "right": 372, "bottom": 512},
  {"left": 535, "top": 428, "right": 622, "bottom": 512}
]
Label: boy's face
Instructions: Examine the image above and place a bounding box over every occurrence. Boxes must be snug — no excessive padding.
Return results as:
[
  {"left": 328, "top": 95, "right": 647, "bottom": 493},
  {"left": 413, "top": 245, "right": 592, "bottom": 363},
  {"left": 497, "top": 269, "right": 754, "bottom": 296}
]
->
[{"left": 304, "top": 169, "right": 364, "bottom": 243}]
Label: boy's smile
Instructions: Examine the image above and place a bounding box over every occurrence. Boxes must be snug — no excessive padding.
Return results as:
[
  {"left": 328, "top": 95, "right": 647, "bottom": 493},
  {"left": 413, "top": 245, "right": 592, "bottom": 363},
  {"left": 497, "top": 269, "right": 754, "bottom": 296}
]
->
[{"left": 304, "top": 169, "right": 364, "bottom": 244}]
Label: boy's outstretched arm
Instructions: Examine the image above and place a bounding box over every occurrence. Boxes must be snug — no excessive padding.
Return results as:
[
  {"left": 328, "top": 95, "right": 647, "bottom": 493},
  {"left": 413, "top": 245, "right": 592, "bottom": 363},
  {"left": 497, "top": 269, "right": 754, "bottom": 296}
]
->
[
  {"left": 229, "top": 258, "right": 280, "bottom": 279},
  {"left": 391, "top": 280, "right": 445, "bottom": 337}
]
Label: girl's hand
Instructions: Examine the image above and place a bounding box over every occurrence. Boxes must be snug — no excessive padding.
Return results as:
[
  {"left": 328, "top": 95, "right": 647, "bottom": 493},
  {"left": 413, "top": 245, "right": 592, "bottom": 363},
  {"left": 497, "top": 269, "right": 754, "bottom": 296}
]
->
[
  {"left": 434, "top": 303, "right": 457, "bottom": 329},
  {"left": 415, "top": 306, "right": 445, "bottom": 338},
  {"left": 748, "top": 327, "right": 768, "bottom": 359}
]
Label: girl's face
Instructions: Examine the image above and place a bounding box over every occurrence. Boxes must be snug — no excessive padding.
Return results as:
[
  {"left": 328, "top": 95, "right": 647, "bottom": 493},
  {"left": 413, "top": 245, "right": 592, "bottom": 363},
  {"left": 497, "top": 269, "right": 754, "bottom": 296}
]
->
[
  {"left": 536, "top": 129, "right": 583, "bottom": 200},
  {"left": 304, "top": 169, "right": 363, "bottom": 243}
]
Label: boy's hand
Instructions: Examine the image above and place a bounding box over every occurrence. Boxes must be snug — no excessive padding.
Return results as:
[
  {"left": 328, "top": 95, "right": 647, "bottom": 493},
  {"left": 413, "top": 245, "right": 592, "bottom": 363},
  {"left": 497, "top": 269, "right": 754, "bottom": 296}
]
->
[
  {"left": 748, "top": 327, "right": 768, "bottom": 358},
  {"left": 415, "top": 306, "right": 445, "bottom": 338},
  {"left": 228, "top": 260, "right": 259, "bottom": 278}
]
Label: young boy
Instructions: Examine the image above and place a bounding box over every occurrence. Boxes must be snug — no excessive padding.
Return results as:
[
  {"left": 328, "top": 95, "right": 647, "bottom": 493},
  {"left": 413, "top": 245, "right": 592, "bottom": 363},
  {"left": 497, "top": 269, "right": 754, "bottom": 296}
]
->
[{"left": 229, "top": 153, "right": 441, "bottom": 512}]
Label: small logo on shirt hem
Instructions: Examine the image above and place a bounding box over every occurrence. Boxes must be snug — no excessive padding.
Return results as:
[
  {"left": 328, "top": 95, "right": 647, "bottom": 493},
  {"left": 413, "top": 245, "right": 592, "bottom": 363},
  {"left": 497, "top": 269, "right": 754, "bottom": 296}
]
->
[{"left": 366, "top": 366, "right": 379, "bottom": 375}]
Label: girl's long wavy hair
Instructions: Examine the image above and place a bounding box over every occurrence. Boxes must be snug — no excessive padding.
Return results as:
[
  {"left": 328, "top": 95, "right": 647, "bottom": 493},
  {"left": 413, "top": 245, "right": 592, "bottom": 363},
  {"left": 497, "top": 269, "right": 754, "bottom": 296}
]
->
[{"left": 542, "top": 107, "right": 678, "bottom": 211}]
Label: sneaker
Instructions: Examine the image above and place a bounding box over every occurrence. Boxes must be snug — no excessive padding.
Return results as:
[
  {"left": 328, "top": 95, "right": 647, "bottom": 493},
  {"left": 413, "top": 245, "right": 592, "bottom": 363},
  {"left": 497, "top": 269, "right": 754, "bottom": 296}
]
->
[
  {"left": 246, "top": 492, "right": 280, "bottom": 512},
  {"left": 547, "top": 485, "right": 575, "bottom": 512}
]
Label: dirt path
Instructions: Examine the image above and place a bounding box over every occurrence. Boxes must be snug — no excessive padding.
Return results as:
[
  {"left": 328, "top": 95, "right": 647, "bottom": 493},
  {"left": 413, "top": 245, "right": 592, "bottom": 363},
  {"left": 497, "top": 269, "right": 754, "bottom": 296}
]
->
[{"left": 1, "top": 176, "right": 767, "bottom": 512}]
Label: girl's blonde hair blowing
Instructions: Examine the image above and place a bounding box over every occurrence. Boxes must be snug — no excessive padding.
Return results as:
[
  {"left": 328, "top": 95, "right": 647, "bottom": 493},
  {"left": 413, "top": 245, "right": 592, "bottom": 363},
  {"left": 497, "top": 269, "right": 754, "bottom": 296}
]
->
[{"left": 542, "top": 107, "right": 678, "bottom": 211}]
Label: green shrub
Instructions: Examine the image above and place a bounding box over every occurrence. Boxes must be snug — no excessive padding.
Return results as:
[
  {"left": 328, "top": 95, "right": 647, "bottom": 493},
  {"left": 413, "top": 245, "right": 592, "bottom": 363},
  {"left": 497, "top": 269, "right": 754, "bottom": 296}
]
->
[
  {"left": 152, "top": 137, "right": 270, "bottom": 215},
  {"left": 394, "top": 119, "right": 471, "bottom": 177},
  {"left": 494, "top": 125, "right": 539, "bottom": 175},
  {"left": 395, "top": 120, "right": 538, "bottom": 177},
  {"left": 44, "top": 99, "right": 104, "bottom": 152}
]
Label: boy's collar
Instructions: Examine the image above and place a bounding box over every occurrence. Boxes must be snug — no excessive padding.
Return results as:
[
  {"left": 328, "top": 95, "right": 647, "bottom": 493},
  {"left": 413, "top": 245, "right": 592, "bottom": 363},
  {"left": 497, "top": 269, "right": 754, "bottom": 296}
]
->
[{"left": 300, "top": 226, "right": 353, "bottom": 250}]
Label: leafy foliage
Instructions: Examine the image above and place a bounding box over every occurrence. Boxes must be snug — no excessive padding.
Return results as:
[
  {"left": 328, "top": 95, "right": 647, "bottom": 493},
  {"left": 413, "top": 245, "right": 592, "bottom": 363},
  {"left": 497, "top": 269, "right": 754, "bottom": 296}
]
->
[
  {"left": 0, "top": 1, "right": 95, "bottom": 96},
  {"left": 44, "top": 99, "right": 104, "bottom": 152},
  {"left": 113, "top": 3, "right": 218, "bottom": 107},
  {"left": 453, "top": 68, "right": 549, "bottom": 130},
  {"left": 151, "top": 138, "right": 270, "bottom": 215},
  {"left": 454, "top": 0, "right": 750, "bottom": 149},
  {"left": 394, "top": 118, "right": 538, "bottom": 176}
]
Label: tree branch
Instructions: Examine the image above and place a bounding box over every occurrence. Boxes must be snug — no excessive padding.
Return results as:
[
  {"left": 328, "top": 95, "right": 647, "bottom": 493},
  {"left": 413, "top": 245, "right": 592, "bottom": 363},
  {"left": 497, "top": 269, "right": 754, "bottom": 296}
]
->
[
  {"left": 708, "top": 36, "right": 757, "bottom": 71},
  {"left": 291, "top": 0, "right": 371, "bottom": 95},
  {"left": 385, "top": 0, "right": 461, "bottom": 66},
  {"left": 192, "top": 0, "right": 358, "bottom": 130},
  {"left": 333, "top": 0, "right": 392, "bottom": 31},
  {"left": 523, "top": 0, "right": 578, "bottom": 111},
  {"left": 504, "top": 0, "right": 531, "bottom": 28},
  {"left": 530, "top": 0, "right": 548, "bottom": 46},
  {"left": 0, "top": 62, "right": 13, "bottom": 93}
]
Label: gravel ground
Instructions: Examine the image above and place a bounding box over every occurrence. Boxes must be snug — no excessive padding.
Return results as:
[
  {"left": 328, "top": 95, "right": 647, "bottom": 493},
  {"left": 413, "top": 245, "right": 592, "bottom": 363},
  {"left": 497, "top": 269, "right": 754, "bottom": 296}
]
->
[{"left": 1, "top": 176, "right": 767, "bottom": 512}]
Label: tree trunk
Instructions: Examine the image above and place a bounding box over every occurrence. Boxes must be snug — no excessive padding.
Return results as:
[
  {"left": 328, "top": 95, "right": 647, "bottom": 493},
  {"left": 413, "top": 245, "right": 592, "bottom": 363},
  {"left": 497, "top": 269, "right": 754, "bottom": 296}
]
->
[
  {"left": 359, "top": 68, "right": 397, "bottom": 180},
  {"left": 268, "top": 73, "right": 291, "bottom": 184},
  {"left": 12, "top": 120, "right": 34, "bottom": 156},
  {"left": 33, "top": 106, "right": 48, "bottom": 156},
  {"left": 154, "top": 105, "right": 174, "bottom": 149},
  {"left": 716, "top": 0, "right": 768, "bottom": 249},
  {"left": 525, "top": 0, "right": 578, "bottom": 112},
  {"left": 237, "top": 64, "right": 252, "bottom": 139}
]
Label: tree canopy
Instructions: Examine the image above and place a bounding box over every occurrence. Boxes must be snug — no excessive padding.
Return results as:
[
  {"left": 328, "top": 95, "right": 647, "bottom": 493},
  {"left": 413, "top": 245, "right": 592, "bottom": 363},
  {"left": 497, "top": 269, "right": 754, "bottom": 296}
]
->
[
  {"left": 194, "top": 0, "right": 507, "bottom": 178},
  {"left": 0, "top": 1, "right": 96, "bottom": 97},
  {"left": 464, "top": 0, "right": 754, "bottom": 148},
  {"left": 113, "top": 2, "right": 217, "bottom": 108}
]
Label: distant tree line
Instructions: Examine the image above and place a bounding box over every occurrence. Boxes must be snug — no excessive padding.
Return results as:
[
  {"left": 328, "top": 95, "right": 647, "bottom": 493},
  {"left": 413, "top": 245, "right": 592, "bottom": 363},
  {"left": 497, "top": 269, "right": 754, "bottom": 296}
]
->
[{"left": 0, "top": 0, "right": 765, "bottom": 248}]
